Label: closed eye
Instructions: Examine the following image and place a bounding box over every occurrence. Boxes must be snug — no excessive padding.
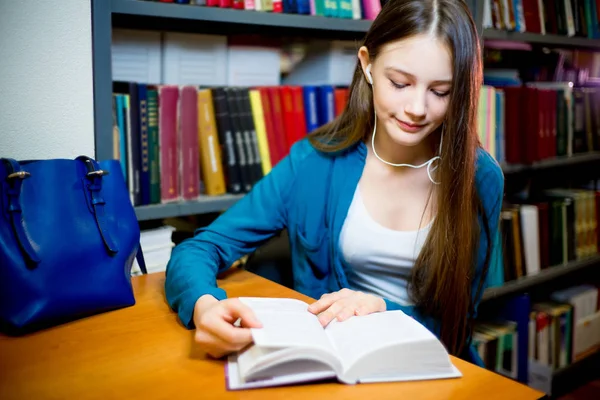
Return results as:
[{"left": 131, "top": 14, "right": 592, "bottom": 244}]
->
[
  {"left": 432, "top": 89, "right": 450, "bottom": 98},
  {"left": 389, "top": 80, "right": 407, "bottom": 90}
]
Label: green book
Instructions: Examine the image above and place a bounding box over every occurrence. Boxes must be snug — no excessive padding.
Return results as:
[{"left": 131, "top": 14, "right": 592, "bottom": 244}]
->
[{"left": 147, "top": 88, "right": 161, "bottom": 204}]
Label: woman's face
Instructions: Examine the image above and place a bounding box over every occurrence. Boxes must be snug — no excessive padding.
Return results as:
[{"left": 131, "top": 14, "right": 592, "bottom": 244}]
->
[{"left": 359, "top": 34, "right": 453, "bottom": 149}]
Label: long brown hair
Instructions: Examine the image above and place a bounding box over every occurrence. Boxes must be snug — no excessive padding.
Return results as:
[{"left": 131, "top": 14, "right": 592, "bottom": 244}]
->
[{"left": 309, "top": 0, "right": 485, "bottom": 356}]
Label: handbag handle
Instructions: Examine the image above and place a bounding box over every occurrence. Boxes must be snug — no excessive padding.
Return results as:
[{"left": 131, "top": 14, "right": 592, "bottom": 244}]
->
[
  {"left": 76, "top": 156, "right": 119, "bottom": 255},
  {"left": 76, "top": 156, "right": 147, "bottom": 274},
  {"left": 1, "top": 158, "right": 41, "bottom": 266},
  {"left": 2, "top": 156, "right": 148, "bottom": 274}
]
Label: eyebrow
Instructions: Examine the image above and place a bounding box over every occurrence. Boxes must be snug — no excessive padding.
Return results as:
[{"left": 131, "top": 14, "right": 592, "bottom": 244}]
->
[{"left": 384, "top": 66, "right": 452, "bottom": 85}]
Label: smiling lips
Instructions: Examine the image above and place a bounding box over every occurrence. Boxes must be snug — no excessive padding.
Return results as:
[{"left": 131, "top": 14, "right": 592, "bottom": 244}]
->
[{"left": 395, "top": 118, "right": 427, "bottom": 133}]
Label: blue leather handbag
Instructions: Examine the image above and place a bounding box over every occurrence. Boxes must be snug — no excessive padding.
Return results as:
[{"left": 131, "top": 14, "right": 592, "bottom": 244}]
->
[{"left": 0, "top": 156, "right": 146, "bottom": 334}]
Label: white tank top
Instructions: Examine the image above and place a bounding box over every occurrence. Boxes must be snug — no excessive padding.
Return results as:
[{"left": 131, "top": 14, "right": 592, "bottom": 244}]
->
[{"left": 339, "top": 185, "right": 433, "bottom": 306}]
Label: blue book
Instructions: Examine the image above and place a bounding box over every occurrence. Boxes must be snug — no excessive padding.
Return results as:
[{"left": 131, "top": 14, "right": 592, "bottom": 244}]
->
[
  {"left": 316, "top": 85, "right": 335, "bottom": 127},
  {"left": 495, "top": 90, "right": 505, "bottom": 163},
  {"left": 296, "top": 0, "right": 310, "bottom": 14},
  {"left": 303, "top": 86, "right": 319, "bottom": 133},
  {"left": 498, "top": 294, "right": 530, "bottom": 384}
]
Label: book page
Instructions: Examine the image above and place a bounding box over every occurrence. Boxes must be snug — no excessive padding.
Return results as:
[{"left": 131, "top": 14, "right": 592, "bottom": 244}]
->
[
  {"left": 239, "top": 297, "right": 334, "bottom": 352},
  {"left": 227, "top": 353, "right": 336, "bottom": 390},
  {"left": 325, "top": 310, "right": 438, "bottom": 373},
  {"left": 234, "top": 297, "right": 341, "bottom": 383}
]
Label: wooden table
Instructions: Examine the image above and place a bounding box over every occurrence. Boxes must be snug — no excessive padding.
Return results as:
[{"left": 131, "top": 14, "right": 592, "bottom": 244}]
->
[{"left": 0, "top": 269, "right": 545, "bottom": 400}]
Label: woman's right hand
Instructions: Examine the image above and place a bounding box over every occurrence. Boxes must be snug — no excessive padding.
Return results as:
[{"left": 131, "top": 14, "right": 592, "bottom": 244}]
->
[{"left": 192, "top": 295, "right": 263, "bottom": 359}]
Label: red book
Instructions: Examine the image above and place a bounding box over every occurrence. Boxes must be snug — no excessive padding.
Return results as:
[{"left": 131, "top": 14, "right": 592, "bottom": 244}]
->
[
  {"left": 502, "top": 87, "right": 524, "bottom": 164},
  {"left": 158, "top": 86, "right": 180, "bottom": 203},
  {"left": 523, "top": 87, "right": 541, "bottom": 164},
  {"left": 272, "top": 0, "right": 283, "bottom": 12},
  {"left": 259, "top": 87, "right": 282, "bottom": 167},
  {"left": 334, "top": 88, "right": 349, "bottom": 116},
  {"left": 291, "top": 86, "right": 307, "bottom": 139},
  {"left": 546, "top": 90, "right": 557, "bottom": 160},
  {"left": 521, "top": 0, "right": 541, "bottom": 33},
  {"left": 266, "top": 87, "right": 289, "bottom": 162},
  {"left": 178, "top": 86, "right": 200, "bottom": 200},
  {"left": 280, "top": 86, "right": 299, "bottom": 151}
]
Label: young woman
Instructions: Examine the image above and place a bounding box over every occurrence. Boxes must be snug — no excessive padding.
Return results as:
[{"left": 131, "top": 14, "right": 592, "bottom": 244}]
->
[{"left": 165, "top": 0, "right": 504, "bottom": 365}]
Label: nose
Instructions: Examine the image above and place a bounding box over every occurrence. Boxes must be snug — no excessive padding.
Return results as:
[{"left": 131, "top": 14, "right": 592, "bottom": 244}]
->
[{"left": 404, "top": 88, "right": 427, "bottom": 120}]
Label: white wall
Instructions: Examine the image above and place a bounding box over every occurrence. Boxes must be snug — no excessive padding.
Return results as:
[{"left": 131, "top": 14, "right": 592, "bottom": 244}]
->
[{"left": 0, "top": 0, "right": 95, "bottom": 160}]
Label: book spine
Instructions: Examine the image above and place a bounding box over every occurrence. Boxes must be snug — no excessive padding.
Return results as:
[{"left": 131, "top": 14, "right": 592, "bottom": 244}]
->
[
  {"left": 198, "top": 89, "right": 227, "bottom": 196},
  {"left": 291, "top": 86, "right": 307, "bottom": 140},
  {"left": 138, "top": 84, "right": 151, "bottom": 206},
  {"left": 238, "top": 88, "right": 264, "bottom": 185},
  {"left": 128, "top": 83, "right": 142, "bottom": 206},
  {"left": 179, "top": 86, "right": 201, "bottom": 200},
  {"left": 115, "top": 94, "right": 128, "bottom": 182},
  {"left": 267, "top": 87, "right": 290, "bottom": 162},
  {"left": 303, "top": 86, "right": 319, "bottom": 134},
  {"left": 147, "top": 88, "right": 161, "bottom": 204},
  {"left": 281, "top": 86, "right": 298, "bottom": 152},
  {"left": 259, "top": 87, "right": 281, "bottom": 167},
  {"left": 158, "top": 86, "right": 180, "bottom": 203},
  {"left": 249, "top": 89, "right": 273, "bottom": 176},
  {"left": 225, "top": 88, "right": 252, "bottom": 192},
  {"left": 212, "top": 88, "right": 243, "bottom": 194}
]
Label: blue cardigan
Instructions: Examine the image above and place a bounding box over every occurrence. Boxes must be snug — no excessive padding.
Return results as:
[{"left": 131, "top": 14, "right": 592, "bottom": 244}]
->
[{"left": 165, "top": 138, "right": 505, "bottom": 365}]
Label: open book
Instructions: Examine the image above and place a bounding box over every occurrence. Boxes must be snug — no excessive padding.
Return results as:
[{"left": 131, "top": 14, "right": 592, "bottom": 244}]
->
[{"left": 226, "top": 297, "right": 461, "bottom": 390}]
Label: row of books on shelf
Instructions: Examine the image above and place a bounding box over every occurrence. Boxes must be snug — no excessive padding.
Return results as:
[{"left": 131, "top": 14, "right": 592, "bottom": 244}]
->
[
  {"left": 483, "top": 0, "right": 600, "bottom": 39},
  {"left": 477, "top": 82, "right": 600, "bottom": 164},
  {"left": 111, "top": 82, "right": 349, "bottom": 206},
  {"left": 144, "top": 0, "right": 382, "bottom": 20},
  {"left": 473, "top": 284, "right": 600, "bottom": 394},
  {"left": 500, "top": 188, "right": 599, "bottom": 284}
]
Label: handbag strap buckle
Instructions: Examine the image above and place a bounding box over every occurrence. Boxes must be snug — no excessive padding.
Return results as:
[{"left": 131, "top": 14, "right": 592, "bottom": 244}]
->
[
  {"left": 86, "top": 170, "right": 109, "bottom": 178},
  {"left": 7, "top": 171, "right": 31, "bottom": 180}
]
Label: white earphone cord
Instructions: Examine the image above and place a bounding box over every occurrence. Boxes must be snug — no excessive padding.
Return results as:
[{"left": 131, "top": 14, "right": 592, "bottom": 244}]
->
[{"left": 368, "top": 65, "right": 443, "bottom": 185}]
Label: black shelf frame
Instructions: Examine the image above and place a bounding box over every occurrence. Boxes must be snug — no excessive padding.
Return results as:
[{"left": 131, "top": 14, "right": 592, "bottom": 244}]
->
[
  {"left": 483, "top": 28, "right": 600, "bottom": 49},
  {"left": 482, "top": 255, "right": 600, "bottom": 301},
  {"left": 111, "top": 0, "right": 372, "bottom": 35},
  {"left": 552, "top": 349, "right": 600, "bottom": 397},
  {"left": 135, "top": 194, "right": 244, "bottom": 221}
]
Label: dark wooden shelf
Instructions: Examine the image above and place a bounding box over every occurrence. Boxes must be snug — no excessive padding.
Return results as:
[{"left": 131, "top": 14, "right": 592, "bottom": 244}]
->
[
  {"left": 482, "top": 255, "right": 600, "bottom": 301},
  {"left": 483, "top": 28, "right": 600, "bottom": 49},
  {"left": 111, "top": 0, "right": 371, "bottom": 39},
  {"left": 501, "top": 152, "right": 600, "bottom": 174}
]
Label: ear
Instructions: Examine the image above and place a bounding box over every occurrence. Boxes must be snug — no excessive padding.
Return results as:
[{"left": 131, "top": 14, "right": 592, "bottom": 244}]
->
[{"left": 357, "top": 46, "right": 372, "bottom": 85}]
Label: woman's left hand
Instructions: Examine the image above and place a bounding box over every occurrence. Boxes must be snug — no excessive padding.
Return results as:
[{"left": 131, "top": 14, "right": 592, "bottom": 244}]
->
[{"left": 307, "top": 288, "right": 386, "bottom": 327}]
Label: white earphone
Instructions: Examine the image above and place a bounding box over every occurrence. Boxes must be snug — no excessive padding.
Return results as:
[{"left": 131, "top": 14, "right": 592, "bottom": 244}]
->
[
  {"left": 365, "top": 63, "right": 442, "bottom": 185},
  {"left": 366, "top": 64, "right": 374, "bottom": 85}
]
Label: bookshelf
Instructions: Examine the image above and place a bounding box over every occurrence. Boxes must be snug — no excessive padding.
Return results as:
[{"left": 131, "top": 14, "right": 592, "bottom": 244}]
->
[
  {"left": 92, "top": 3, "right": 600, "bottom": 393},
  {"left": 483, "top": 28, "right": 600, "bottom": 50},
  {"left": 111, "top": 0, "right": 372, "bottom": 36},
  {"left": 132, "top": 151, "right": 600, "bottom": 222},
  {"left": 482, "top": 255, "right": 600, "bottom": 301}
]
